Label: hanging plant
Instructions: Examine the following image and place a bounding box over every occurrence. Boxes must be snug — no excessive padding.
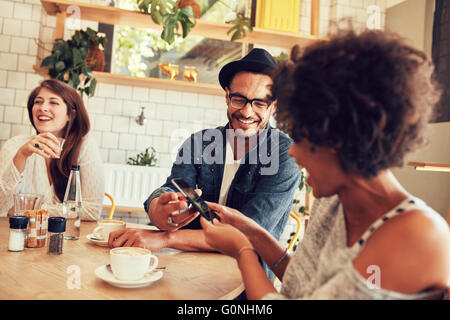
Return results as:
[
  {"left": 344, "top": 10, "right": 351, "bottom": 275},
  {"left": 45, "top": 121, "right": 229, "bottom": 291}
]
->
[{"left": 40, "top": 28, "right": 107, "bottom": 97}]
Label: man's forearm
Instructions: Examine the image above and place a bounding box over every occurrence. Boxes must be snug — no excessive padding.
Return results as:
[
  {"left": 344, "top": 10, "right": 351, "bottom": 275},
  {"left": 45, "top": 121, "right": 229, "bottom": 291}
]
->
[{"left": 166, "top": 229, "right": 216, "bottom": 252}]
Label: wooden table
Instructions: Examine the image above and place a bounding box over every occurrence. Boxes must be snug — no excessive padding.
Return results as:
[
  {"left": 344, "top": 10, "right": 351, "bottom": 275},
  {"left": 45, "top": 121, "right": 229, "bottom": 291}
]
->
[{"left": 0, "top": 218, "right": 244, "bottom": 300}]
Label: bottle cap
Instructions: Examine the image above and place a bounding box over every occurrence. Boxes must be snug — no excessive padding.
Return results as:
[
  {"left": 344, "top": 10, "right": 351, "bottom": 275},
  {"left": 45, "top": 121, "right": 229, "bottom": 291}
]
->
[
  {"left": 71, "top": 164, "right": 80, "bottom": 170},
  {"left": 9, "top": 216, "right": 29, "bottom": 229},
  {"left": 48, "top": 217, "right": 66, "bottom": 233}
]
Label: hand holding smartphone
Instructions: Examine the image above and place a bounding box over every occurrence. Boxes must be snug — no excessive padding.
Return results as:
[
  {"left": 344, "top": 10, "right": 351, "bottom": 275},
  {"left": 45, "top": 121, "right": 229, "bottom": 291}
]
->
[{"left": 171, "top": 178, "right": 218, "bottom": 222}]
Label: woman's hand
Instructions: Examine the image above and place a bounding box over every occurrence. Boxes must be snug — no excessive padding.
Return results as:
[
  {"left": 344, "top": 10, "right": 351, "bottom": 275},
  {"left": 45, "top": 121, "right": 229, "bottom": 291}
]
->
[
  {"left": 16, "top": 133, "right": 61, "bottom": 160},
  {"left": 200, "top": 216, "right": 252, "bottom": 259},
  {"left": 13, "top": 132, "right": 61, "bottom": 173},
  {"left": 205, "top": 201, "right": 260, "bottom": 237}
]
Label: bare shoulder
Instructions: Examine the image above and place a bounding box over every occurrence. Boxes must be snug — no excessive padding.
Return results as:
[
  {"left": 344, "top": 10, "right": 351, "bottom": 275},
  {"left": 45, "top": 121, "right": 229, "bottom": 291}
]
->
[{"left": 353, "top": 209, "right": 450, "bottom": 294}]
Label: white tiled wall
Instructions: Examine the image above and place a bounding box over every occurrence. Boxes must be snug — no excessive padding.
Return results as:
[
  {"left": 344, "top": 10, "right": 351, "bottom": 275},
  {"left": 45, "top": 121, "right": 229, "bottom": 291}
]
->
[{"left": 86, "top": 82, "right": 228, "bottom": 167}]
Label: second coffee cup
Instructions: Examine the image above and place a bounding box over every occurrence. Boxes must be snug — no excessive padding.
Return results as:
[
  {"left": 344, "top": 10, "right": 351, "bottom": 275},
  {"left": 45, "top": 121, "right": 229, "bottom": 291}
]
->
[{"left": 92, "top": 219, "right": 126, "bottom": 241}]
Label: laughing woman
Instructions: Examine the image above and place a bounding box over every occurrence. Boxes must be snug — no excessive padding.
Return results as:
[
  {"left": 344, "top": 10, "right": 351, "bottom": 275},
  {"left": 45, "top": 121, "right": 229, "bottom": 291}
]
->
[
  {"left": 200, "top": 30, "right": 450, "bottom": 300},
  {"left": 0, "top": 79, "right": 104, "bottom": 220}
]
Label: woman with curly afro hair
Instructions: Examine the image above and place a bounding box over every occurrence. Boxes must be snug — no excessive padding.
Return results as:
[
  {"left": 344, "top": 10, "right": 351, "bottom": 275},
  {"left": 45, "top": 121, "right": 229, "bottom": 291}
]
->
[{"left": 200, "top": 30, "right": 449, "bottom": 300}]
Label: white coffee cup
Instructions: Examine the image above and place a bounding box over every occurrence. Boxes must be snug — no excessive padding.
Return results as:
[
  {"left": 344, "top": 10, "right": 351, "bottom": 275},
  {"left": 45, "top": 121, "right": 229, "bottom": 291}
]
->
[
  {"left": 92, "top": 219, "right": 126, "bottom": 241},
  {"left": 110, "top": 247, "right": 159, "bottom": 281}
]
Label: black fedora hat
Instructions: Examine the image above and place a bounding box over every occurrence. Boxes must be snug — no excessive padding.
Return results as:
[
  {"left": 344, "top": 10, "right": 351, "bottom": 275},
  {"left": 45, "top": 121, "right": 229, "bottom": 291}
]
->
[{"left": 218, "top": 48, "right": 276, "bottom": 89}]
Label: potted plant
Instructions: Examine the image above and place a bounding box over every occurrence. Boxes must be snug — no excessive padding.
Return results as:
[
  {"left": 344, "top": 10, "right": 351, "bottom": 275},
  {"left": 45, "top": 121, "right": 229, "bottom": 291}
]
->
[
  {"left": 137, "top": 0, "right": 198, "bottom": 45},
  {"left": 127, "top": 147, "right": 158, "bottom": 167},
  {"left": 40, "top": 27, "right": 107, "bottom": 97},
  {"left": 135, "top": 0, "right": 254, "bottom": 44}
]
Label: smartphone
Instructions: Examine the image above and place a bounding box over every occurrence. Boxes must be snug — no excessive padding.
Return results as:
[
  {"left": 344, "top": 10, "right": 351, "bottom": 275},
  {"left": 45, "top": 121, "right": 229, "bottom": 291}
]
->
[{"left": 171, "top": 178, "right": 218, "bottom": 221}]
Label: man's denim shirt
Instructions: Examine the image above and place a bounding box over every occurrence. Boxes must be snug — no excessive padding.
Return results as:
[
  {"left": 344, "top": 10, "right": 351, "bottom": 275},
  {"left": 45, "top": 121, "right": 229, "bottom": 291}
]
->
[{"left": 144, "top": 124, "right": 301, "bottom": 278}]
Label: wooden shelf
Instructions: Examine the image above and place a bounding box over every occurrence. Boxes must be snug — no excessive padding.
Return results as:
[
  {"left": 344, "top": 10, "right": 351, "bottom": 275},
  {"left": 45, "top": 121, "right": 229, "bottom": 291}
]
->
[
  {"left": 33, "top": 65, "right": 224, "bottom": 95},
  {"left": 38, "top": 0, "right": 322, "bottom": 95},
  {"left": 407, "top": 161, "right": 450, "bottom": 173},
  {"left": 41, "top": 0, "right": 322, "bottom": 49}
]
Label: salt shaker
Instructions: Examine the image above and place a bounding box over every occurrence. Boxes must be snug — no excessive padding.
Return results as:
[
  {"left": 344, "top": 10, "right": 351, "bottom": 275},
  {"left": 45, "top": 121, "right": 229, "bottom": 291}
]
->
[
  {"left": 47, "top": 217, "right": 66, "bottom": 255},
  {"left": 8, "top": 216, "right": 29, "bottom": 252}
]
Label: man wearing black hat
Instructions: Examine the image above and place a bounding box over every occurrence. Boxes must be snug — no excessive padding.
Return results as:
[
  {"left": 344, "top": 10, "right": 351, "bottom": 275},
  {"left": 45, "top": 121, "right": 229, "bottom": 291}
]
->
[{"left": 109, "top": 48, "right": 301, "bottom": 283}]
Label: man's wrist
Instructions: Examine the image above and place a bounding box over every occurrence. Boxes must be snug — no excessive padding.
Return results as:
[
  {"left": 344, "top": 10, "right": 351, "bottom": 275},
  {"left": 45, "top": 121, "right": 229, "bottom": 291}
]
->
[
  {"left": 148, "top": 197, "right": 158, "bottom": 221},
  {"left": 162, "top": 229, "right": 173, "bottom": 247}
]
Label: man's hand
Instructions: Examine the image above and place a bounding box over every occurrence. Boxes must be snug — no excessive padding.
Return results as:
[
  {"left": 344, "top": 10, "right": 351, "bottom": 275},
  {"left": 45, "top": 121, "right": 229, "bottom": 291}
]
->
[
  {"left": 108, "top": 228, "right": 169, "bottom": 251},
  {"left": 148, "top": 189, "right": 202, "bottom": 231}
]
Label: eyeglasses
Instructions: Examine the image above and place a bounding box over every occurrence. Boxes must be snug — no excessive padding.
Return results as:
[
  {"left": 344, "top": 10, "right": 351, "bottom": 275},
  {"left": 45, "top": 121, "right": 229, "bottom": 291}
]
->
[{"left": 228, "top": 93, "right": 274, "bottom": 113}]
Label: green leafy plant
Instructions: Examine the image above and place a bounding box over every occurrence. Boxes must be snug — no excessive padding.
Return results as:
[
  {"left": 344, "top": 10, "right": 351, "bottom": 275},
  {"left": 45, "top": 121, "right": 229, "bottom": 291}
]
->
[
  {"left": 288, "top": 231, "right": 300, "bottom": 251},
  {"left": 274, "top": 51, "right": 289, "bottom": 64},
  {"left": 137, "top": 0, "right": 176, "bottom": 25},
  {"left": 136, "top": 0, "right": 254, "bottom": 44},
  {"left": 292, "top": 172, "right": 312, "bottom": 217},
  {"left": 161, "top": 5, "right": 196, "bottom": 44},
  {"left": 226, "top": 12, "right": 253, "bottom": 41},
  {"left": 127, "top": 147, "right": 158, "bottom": 167},
  {"left": 40, "top": 28, "right": 107, "bottom": 97},
  {"left": 287, "top": 172, "right": 312, "bottom": 251},
  {"left": 137, "top": 0, "right": 196, "bottom": 45}
]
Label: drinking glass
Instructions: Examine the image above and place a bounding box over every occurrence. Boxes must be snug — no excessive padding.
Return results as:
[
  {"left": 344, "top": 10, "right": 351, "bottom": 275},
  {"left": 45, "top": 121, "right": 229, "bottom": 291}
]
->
[{"left": 13, "top": 193, "right": 43, "bottom": 216}]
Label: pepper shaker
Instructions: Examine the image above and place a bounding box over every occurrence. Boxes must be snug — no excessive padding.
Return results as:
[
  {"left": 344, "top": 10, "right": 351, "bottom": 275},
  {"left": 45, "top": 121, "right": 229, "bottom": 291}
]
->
[
  {"left": 8, "top": 216, "right": 29, "bottom": 252},
  {"left": 47, "top": 217, "right": 66, "bottom": 255}
]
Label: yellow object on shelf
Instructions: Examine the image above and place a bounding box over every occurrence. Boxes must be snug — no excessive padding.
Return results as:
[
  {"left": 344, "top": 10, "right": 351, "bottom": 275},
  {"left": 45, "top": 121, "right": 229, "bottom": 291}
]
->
[
  {"left": 183, "top": 66, "right": 199, "bottom": 83},
  {"left": 255, "top": 0, "right": 301, "bottom": 34},
  {"left": 158, "top": 62, "right": 179, "bottom": 80}
]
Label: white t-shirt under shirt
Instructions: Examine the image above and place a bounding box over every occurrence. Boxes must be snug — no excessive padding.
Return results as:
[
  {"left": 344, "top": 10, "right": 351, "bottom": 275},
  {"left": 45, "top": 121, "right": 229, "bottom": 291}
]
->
[{"left": 218, "top": 139, "right": 241, "bottom": 205}]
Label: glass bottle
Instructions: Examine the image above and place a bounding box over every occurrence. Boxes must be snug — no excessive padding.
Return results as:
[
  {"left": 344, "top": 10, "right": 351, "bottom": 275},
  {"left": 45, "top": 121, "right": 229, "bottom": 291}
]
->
[
  {"left": 63, "top": 164, "right": 82, "bottom": 240},
  {"left": 8, "top": 216, "right": 29, "bottom": 252},
  {"left": 47, "top": 217, "right": 66, "bottom": 255}
]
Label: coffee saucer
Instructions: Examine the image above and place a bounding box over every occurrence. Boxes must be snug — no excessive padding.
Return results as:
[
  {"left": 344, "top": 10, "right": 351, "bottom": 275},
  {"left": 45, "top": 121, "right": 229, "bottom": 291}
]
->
[
  {"left": 86, "top": 234, "right": 108, "bottom": 247},
  {"left": 94, "top": 265, "right": 163, "bottom": 288}
]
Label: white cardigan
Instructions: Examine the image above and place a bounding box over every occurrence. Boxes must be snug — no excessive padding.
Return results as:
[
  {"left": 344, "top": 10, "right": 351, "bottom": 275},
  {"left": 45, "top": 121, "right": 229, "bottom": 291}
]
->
[{"left": 0, "top": 134, "right": 105, "bottom": 220}]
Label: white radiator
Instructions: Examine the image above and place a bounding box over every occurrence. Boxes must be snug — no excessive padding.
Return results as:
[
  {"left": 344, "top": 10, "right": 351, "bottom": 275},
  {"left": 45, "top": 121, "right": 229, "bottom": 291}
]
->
[{"left": 103, "top": 163, "right": 171, "bottom": 209}]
